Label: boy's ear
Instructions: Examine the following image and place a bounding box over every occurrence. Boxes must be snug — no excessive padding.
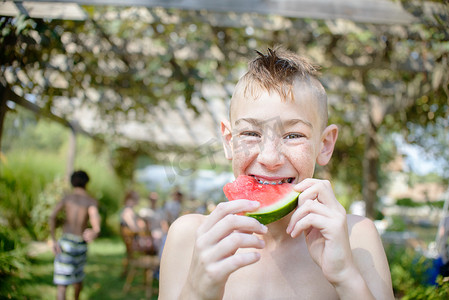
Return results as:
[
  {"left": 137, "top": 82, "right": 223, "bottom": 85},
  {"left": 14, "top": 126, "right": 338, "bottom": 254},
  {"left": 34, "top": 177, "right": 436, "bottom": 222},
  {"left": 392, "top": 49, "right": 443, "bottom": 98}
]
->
[
  {"left": 317, "top": 124, "right": 338, "bottom": 166},
  {"left": 221, "top": 120, "right": 233, "bottom": 160}
]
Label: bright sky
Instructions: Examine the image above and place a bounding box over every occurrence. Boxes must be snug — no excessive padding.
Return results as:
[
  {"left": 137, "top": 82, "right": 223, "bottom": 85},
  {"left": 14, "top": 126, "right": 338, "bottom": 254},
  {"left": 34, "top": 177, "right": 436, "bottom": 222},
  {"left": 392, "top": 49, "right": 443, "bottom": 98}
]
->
[{"left": 395, "top": 134, "right": 442, "bottom": 175}]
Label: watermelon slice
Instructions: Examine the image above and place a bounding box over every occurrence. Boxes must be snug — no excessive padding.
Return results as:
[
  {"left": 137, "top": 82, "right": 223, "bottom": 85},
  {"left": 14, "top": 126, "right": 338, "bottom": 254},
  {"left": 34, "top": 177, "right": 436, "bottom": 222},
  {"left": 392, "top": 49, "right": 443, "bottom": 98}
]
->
[{"left": 223, "top": 175, "right": 299, "bottom": 225}]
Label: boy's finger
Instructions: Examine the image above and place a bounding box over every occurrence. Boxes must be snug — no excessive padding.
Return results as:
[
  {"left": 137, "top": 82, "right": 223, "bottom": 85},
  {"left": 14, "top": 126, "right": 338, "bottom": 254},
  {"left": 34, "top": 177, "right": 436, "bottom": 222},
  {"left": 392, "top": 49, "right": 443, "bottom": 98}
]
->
[
  {"left": 206, "top": 214, "right": 267, "bottom": 245},
  {"left": 208, "top": 232, "right": 265, "bottom": 262},
  {"left": 198, "top": 200, "right": 260, "bottom": 235},
  {"left": 295, "top": 180, "right": 342, "bottom": 211},
  {"left": 287, "top": 199, "right": 330, "bottom": 234},
  {"left": 289, "top": 213, "right": 328, "bottom": 238},
  {"left": 206, "top": 251, "right": 262, "bottom": 282}
]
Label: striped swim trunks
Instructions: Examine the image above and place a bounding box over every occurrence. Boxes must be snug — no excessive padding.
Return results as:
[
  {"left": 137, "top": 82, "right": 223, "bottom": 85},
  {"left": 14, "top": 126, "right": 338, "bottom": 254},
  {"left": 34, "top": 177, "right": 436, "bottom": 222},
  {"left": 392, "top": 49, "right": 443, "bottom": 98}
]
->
[{"left": 53, "top": 233, "right": 88, "bottom": 285}]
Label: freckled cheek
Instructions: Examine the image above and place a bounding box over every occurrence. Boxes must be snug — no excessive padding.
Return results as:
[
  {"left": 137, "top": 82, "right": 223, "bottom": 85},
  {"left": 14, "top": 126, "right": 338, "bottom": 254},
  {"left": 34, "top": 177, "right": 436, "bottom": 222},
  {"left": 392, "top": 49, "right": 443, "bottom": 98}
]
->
[
  {"left": 232, "top": 139, "right": 260, "bottom": 157},
  {"left": 284, "top": 146, "right": 316, "bottom": 177},
  {"left": 231, "top": 140, "right": 260, "bottom": 174}
]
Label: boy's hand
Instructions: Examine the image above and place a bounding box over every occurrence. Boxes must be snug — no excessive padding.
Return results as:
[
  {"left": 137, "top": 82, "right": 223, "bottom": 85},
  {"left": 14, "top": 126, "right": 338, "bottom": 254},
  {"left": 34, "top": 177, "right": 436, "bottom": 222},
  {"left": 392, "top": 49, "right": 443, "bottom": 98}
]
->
[
  {"left": 287, "top": 178, "right": 356, "bottom": 286},
  {"left": 182, "top": 200, "right": 267, "bottom": 299}
]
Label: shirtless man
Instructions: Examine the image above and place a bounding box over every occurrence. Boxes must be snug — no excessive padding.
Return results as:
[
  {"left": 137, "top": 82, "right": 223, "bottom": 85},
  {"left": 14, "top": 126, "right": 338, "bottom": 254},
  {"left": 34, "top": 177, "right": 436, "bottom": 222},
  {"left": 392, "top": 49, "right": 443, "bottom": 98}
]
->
[{"left": 49, "top": 170, "right": 101, "bottom": 300}]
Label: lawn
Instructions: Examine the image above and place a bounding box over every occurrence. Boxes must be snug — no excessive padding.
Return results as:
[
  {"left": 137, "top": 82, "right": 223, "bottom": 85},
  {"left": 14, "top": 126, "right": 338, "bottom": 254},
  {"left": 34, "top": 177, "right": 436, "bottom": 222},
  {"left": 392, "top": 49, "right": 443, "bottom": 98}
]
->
[{"left": 20, "top": 237, "right": 158, "bottom": 300}]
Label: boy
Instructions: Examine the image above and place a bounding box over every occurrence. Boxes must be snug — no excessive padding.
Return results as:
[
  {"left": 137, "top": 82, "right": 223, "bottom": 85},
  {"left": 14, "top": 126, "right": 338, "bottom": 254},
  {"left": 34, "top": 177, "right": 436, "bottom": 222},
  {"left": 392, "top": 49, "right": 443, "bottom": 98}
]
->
[
  {"left": 159, "top": 47, "right": 394, "bottom": 299},
  {"left": 49, "top": 170, "right": 101, "bottom": 300}
]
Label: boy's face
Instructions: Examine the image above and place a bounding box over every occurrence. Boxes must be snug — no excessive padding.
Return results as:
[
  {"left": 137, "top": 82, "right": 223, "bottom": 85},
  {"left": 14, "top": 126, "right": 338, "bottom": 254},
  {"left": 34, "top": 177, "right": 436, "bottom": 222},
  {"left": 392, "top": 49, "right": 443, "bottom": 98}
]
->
[{"left": 222, "top": 82, "right": 333, "bottom": 184}]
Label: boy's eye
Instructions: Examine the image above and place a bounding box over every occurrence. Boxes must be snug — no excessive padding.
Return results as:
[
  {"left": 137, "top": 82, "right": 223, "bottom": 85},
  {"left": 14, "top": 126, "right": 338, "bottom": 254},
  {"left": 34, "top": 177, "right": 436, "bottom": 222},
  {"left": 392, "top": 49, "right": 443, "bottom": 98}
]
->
[
  {"left": 284, "top": 133, "right": 304, "bottom": 139},
  {"left": 240, "top": 131, "right": 261, "bottom": 138}
]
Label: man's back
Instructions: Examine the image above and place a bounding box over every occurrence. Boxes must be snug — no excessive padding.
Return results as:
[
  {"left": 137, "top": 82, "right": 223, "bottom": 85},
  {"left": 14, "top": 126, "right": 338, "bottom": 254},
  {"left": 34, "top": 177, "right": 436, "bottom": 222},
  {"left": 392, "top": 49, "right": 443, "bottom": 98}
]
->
[{"left": 62, "top": 191, "right": 97, "bottom": 236}]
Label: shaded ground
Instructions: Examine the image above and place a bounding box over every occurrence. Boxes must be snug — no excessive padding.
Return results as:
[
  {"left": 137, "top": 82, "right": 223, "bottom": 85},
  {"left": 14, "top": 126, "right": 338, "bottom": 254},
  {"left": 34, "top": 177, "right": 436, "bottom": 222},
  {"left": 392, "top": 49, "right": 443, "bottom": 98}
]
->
[{"left": 21, "top": 237, "right": 158, "bottom": 300}]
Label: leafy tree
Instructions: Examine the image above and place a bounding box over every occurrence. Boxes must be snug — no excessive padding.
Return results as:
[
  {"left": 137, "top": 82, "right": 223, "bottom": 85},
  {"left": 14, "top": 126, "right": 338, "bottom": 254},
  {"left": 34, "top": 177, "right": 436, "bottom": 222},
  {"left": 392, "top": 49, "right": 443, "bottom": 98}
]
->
[{"left": 1, "top": 3, "right": 448, "bottom": 219}]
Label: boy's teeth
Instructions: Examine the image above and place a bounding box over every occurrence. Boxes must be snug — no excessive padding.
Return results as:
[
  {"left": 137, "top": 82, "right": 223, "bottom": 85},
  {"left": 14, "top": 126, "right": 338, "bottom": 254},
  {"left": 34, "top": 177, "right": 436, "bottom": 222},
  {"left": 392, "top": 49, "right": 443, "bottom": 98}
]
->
[{"left": 255, "top": 177, "right": 290, "bottom": 185}]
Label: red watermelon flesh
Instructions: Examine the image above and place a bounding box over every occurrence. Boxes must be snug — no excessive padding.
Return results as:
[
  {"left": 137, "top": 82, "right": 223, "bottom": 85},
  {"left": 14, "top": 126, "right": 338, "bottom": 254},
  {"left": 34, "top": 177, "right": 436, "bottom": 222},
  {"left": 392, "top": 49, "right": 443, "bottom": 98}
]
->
[{"left": 223, "top": 175, "right": 299, "bottom": 225}]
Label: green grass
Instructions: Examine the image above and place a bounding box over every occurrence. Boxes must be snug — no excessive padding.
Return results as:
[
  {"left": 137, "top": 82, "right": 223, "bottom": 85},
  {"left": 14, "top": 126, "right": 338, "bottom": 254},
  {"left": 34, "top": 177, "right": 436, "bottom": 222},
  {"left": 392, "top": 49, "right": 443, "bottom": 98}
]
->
[{"left": 20, "top": 237, "right": 158, "bottom": 300}]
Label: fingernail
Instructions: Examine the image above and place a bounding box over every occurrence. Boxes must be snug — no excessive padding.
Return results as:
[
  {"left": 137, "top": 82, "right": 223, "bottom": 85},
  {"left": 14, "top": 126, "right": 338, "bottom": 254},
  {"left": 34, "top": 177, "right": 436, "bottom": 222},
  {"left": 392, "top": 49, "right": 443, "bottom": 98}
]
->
[{"left": 286, "top": 224, "right": 291, "bottom": 234}]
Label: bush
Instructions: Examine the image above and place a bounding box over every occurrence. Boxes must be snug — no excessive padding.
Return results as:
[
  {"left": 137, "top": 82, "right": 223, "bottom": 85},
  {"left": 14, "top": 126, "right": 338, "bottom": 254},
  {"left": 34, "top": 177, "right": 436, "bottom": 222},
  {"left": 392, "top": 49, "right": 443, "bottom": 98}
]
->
[
  {"left": 0, "top": 226, "right": 29, "bottom": 299},
  {"left": 396, "top": 197, "right": 423, "bottom": 207},
  {"left": 386, "top": 244, "right": 449, "bottom": 299},
  {"left": 0, "top": 151, "right": 63, "bottom": 239},
  {"left": 31, "top": 176, "right": 69, "bottom": 240},
  {"left": 388, "top": 215, "right": 408, "bottom": 232}
]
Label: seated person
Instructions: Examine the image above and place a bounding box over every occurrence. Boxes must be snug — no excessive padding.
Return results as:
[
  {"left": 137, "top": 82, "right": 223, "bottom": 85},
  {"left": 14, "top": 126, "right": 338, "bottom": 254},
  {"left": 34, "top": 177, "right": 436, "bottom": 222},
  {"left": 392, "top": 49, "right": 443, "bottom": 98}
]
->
[
  {"left": 139, "top": 192, "right": 169, "bottom": 257},
  {"left": 120, "top": 190, "right": 146, "bottom": 232},
  {"left": 120, "top": 190, "right": 156, "bottom": 257}
]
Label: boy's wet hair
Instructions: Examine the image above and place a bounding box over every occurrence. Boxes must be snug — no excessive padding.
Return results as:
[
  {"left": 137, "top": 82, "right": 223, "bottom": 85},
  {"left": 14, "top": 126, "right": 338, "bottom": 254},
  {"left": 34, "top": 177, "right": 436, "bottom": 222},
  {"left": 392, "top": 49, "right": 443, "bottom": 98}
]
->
[
  {"left": 232, "top": 46, "right": 328, "bottom": 128},
  {"left": 71, "top": 170, "right": 90, "bottom": 188},
  {"left": 247, "top": 47, "right": 320, "bottom": 100}
]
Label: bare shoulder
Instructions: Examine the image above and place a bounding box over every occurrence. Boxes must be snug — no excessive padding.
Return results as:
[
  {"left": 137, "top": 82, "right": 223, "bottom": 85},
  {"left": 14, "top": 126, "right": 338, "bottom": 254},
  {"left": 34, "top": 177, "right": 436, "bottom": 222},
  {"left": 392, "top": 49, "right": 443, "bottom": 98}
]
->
[
  {"left": 163, "top": 213, "right": 206, "bottom": 254},
  {"left": 87, "top": 196, "right": 98, "bottom": 207},
  {"left": 347, "top": 215, "right": 394, "bottom": 297},
  {"left": 66, "top": 192, "right": 98, "bottom": 207},
  {"left": 81, "top": 192, "right": 98, "bottom": 207},
  {"left": 159, "top": 214, "right": 206, "bottom": 299},
  {"left": 166, "top": 213, "right": 205, "bottom": 243},
  {"left": 347, "top": 214, "right": 377, "bottom": 233},
  {"left": 347, "top": 214, "right": 383, "bottom": 248}
]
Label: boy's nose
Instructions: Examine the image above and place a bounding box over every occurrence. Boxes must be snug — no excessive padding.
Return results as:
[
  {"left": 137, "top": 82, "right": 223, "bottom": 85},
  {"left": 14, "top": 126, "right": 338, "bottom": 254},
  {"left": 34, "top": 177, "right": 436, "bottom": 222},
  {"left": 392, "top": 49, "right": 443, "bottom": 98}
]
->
[{"left": 256, "top": 138, "right": 284, "bottom": 170}]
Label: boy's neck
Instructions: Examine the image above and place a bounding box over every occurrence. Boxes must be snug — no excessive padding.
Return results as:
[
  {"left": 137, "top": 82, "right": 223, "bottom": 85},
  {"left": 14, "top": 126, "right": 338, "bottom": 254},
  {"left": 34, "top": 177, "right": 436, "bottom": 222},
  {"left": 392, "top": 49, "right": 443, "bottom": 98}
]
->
[{"left": 261, "top": 213, "right": 296, "bottom": 244}]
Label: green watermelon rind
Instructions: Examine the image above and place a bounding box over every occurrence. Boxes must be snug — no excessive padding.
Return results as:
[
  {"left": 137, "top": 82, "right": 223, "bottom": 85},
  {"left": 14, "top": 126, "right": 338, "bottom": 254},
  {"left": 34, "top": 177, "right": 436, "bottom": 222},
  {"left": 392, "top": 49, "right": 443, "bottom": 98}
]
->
[{"left": 246, "top": 190, "right": 300, "bottom": 225}]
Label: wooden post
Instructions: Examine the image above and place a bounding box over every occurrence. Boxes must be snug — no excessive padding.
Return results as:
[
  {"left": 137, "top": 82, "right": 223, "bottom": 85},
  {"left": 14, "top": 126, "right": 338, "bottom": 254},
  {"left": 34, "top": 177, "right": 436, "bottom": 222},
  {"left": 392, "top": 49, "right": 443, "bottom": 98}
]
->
[
  {"left": 362, "top": 95, "right": 385, "bottom": 220},
  {"left": 0, "top": 84, "right": 8, "bottom": 155},
  {"left": 66, "top": 123, "right": 76, "bottom": 183},
  {"left": 362, "top": 119, "right": 379, "bottom": 220}
]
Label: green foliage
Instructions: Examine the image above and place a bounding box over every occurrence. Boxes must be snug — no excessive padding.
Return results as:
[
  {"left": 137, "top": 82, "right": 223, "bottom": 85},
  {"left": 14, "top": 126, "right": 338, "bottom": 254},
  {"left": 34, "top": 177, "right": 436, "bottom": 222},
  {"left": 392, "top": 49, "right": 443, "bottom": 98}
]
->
[
  {"left": 397, "top": 197, "right": 423, "bottom": 207},
  {"left": 1, "top": 105, "right": 125, "bottom": 239},
  {"left": 388, "top": 215, "right": 408, "bottom": 232},
  {"left": 2, "top": 4, "right": 448, "bottom": 220},
  {"left": 2, "top": 111, "right": 68, "bottom": 153},
  {"left": 387, "top": 244, "right": 449, "bottom": 299},
  {"left": 396, "top": 197, "right": 445, "bottom": 210},
  {"left": 0, "top": 151, "right": 63, "bottom": 239},
  {"left": 31, "top": 176, "right": 69, "bottom": 240},
  {"left": 0, "top": 146, "right": 123, "bottom": 239},
  {"left": 0, "top": 226, "right": 29, "bottom": 299}
]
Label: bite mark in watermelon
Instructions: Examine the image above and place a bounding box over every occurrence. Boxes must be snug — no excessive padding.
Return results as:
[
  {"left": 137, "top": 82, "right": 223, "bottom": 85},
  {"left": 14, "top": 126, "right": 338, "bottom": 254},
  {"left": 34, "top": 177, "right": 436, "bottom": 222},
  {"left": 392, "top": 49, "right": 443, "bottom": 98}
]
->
[{"left": 223, "top": 175, "right": 299, "bottom": 225}]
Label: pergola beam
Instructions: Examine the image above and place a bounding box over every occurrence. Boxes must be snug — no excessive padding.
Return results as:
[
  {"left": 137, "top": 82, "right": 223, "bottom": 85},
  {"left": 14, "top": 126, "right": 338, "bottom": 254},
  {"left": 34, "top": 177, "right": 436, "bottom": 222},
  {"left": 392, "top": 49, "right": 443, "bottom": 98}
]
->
[
  {"left": 4, "top": 0, "right": 419, "bottom": 25},
  {"left": 0, "top": 1, "right": 87, "bottom": 20}
]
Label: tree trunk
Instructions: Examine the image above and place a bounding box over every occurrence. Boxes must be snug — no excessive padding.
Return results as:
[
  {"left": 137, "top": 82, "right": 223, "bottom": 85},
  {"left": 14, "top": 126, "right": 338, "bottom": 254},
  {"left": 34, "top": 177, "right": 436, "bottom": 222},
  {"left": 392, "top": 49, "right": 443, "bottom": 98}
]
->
[
  {"left": 66, "top": 124, "right": 76, "bottom": 182},
  {"left": 363, "top": 117, "right": 380, "bottom": 219},
  {"left": 0, "top": 84, "right": 7, "bottom": 154}
]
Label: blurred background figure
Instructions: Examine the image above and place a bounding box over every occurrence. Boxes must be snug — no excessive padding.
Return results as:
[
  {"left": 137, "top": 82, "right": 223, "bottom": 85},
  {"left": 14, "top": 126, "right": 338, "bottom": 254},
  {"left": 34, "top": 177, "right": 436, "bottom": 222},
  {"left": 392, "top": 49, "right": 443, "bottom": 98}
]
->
[
  {"left": 437, "top": 215, "right": 449, "bottom": 277},
  {"left": 139, "top": 191, "right": 168, "bottom": 257},
  {"left": 119, "top": 190, "right": 155, "bottom": 278},
  {"left": 49, "top": 170, "right": 101, "bottom": 300},
  {"left": 164, "top": 188, "right": 184, "bottom": 225},
  {"left": 119, "top": 190, "right": 159, "bottom": 295},
  {"left": 120, "top": 190, "right": 145, "bottom": 233}
]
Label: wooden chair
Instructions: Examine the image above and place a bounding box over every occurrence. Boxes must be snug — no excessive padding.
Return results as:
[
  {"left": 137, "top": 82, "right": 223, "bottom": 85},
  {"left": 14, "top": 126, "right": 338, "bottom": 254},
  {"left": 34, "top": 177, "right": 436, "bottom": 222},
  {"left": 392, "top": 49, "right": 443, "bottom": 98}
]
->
[{"left": 120, "top": 225, "right": 159, "bottom": 297}]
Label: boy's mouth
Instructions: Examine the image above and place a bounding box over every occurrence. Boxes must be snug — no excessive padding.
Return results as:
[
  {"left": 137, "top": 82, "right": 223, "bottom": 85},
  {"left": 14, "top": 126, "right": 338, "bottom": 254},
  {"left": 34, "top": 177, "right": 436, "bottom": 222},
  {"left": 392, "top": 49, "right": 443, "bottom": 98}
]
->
[{"left": 251, "top": 175, "right": 294, "bottom": 185}]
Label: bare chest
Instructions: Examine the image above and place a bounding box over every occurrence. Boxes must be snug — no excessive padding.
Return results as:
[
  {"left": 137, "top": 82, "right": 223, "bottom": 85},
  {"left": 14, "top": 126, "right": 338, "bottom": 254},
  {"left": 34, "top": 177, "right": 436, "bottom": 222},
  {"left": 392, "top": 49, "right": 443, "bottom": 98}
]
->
[{"left": 223, "top": 246, "right": 338, "bottom": 300}]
